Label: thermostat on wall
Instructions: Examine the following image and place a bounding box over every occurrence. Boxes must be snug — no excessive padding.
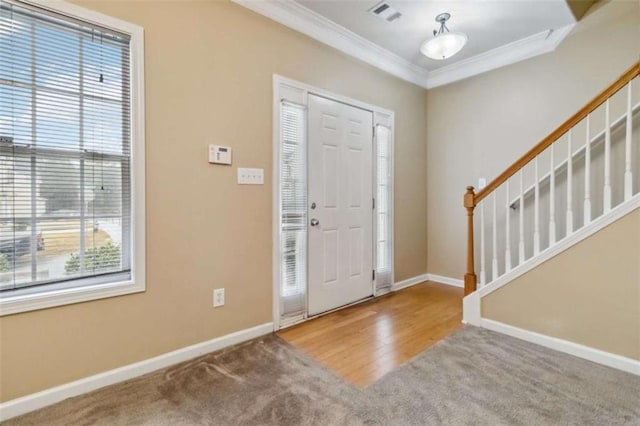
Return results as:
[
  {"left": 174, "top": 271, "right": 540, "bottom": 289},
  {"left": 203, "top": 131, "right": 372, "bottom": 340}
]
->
[{"left": 209, "top": 145, "right": 232, "bottom": 165}]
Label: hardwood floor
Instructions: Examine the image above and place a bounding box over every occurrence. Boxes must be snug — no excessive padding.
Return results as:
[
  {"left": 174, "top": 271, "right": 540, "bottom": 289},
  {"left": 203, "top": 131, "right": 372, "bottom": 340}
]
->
[{"left": 277, "top": 281, "right": 463, "bottom": 387}]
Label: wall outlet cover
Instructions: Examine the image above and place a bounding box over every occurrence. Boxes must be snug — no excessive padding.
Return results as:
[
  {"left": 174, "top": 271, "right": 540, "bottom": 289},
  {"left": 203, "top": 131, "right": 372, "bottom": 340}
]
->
[{"left": 213, "top": 288, "right": 225, "bottom": 307}]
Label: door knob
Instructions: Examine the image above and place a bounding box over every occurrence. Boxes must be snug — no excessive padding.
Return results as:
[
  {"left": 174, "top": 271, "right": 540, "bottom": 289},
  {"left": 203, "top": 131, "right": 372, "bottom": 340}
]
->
[{"left": 310, "top": 218, "right": 320, "bottom": 227}]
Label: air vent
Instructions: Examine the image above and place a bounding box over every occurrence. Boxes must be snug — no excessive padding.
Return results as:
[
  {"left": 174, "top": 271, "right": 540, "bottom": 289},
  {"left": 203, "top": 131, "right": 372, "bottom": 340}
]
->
[{"left": 368, "top": 2, "right": 402, "bottom": 23}]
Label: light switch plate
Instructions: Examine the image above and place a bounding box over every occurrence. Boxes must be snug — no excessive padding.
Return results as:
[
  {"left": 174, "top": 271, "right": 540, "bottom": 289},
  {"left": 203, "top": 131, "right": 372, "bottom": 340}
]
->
[
  {"left": 478, "top": 177, "right": 487, "bottom": 189},
  {"left": 237, "top": 168, "right": 264, "bottom": 185}
]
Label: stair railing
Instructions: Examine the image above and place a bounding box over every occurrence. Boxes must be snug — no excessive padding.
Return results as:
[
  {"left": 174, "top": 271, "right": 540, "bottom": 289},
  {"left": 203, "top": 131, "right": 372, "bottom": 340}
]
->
[{"left": 464, "top": 62, "right": 640, "bottom": 296}]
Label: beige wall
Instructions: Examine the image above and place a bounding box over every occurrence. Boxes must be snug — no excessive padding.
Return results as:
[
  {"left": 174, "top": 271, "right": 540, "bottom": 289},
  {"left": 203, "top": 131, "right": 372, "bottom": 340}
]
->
[
  {"left": 483, "top": 209, "right": 640, "bottom": 360},
  {"left": 426, "top": 0, "right": 640, "bottom": 279},
  {"left": 0, "top": 0, "right": 428, "bottom": 402}
]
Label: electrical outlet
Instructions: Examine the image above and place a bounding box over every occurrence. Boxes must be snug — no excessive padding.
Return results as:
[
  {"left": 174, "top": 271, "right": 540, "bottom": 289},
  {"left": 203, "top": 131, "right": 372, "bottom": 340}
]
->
[{"left": 213, "top": 288, "right": 225, "bottom": 307}]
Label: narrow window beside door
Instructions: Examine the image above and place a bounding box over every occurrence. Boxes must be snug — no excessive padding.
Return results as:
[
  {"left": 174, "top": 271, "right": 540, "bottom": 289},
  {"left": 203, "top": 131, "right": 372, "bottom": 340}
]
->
[
  {"left": 375, "top": 124, "right": 393, "bottom": 292},
  {"left": 279, "top": 101, "right": 306, "bottom": 319}
]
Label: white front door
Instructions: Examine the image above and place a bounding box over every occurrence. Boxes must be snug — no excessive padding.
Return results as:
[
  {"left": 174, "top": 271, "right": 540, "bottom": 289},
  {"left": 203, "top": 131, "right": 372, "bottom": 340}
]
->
[{"left": 307, "top": 94, "right": 374, "bottom": 316}]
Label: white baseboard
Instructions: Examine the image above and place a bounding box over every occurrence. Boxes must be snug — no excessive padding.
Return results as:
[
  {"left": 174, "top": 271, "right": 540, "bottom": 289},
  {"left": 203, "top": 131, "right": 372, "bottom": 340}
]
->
[
  {"left": 426, "top": 273, "right": 464, "bottom": 288},
  {"left": 0, "top": 322, "right": 273, "bottom": 422},
  {"left": 392, "top": 273, "right": 429, "bottom": 291},
  {"left": 391, "top": 273, "right": 464, "bottom": 292},
  {"left": 481, "top": 319, "right": 640, "bottom": 376}
]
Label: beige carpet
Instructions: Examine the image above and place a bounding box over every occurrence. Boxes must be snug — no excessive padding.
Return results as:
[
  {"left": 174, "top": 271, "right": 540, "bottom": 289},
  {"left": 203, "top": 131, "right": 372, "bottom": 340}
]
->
[{"left": 5, "top": 326, "right": 640, "bottom": 425}]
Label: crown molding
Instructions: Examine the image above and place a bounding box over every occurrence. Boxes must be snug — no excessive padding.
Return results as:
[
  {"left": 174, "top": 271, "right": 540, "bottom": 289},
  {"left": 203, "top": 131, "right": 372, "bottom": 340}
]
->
[
  {"left": 232, "top": 0, "right": 576, "bottom": 89},
  {"left": 425, "top": 24, "right": 575, "bottom": 88},
  {"left": 232, "top": 0, "right": 430, "bottom": 87}
]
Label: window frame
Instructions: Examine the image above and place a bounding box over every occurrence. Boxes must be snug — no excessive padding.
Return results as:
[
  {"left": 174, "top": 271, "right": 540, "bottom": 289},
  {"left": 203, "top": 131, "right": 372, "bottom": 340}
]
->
[{"left": 0, "top": 0, "right": 145, "bottom": 316}]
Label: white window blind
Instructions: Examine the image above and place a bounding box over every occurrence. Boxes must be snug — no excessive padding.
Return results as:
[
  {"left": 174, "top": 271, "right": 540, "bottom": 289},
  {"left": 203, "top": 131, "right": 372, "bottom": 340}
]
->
[
  {"left": 375, "top": 124, "right": 392, "bottom": 292},
  {"left": 279, "top": 101, "right": 306, "bottom": 319},
  {"left": 0, "top": 0, "right": 132, "bottom": 293}
]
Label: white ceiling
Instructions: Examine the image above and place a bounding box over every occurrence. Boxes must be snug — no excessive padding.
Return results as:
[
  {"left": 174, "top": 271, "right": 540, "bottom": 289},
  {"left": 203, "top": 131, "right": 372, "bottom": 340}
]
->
[
  {"left": 296, "top": 0, "right": 578, "bottom": 71},
  {"left": 232, "top": 0, "right": 583, "bottom": 87}
]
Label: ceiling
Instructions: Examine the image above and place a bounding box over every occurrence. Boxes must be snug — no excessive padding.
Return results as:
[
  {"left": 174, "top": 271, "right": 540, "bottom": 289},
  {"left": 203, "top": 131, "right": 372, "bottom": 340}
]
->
[
  {"left": 296, "top": 0, "right": 578, "bottom": 71},
  {"left": 233, "top": 0, "right": 594, "bottom": 87}
]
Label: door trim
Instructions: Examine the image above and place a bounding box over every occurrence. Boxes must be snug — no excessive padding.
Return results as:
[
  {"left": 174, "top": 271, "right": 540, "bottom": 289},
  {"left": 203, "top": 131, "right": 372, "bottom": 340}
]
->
[{"left": 272, "top": 75, "right": 395, "bottom": 330}]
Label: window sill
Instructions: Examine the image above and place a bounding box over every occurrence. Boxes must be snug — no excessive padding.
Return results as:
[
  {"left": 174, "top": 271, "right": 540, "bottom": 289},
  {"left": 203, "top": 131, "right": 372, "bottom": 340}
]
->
[{"left": 0, "top": 279, "right": 145, "bottom": 316}]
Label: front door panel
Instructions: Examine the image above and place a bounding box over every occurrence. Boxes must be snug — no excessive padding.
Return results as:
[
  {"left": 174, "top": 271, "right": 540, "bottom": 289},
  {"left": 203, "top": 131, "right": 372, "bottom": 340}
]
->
[{"left": 307, "top": 94, "right": 373, "bottom": 316}]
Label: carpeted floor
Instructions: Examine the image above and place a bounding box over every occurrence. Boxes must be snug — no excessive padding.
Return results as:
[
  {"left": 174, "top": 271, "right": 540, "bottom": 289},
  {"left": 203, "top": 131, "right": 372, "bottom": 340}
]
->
[{"left": 5, "top": 326, "right": 640, "bottom": 425}]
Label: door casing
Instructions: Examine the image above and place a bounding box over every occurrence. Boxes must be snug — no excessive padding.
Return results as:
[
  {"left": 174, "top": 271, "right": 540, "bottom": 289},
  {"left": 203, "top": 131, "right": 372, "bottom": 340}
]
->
[{"left": 272, "top": 75, "right": 395, "bottom": 330}]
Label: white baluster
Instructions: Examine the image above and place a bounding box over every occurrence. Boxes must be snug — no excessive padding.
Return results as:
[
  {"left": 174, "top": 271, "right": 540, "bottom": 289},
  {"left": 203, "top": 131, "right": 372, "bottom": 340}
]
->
[
  {"left": 566, "top": 130, "right": 574, "bottom": 235},
  {"left": 480, "top": 201, "right": 486, "bottom": 286},
  {"left": 533, "top": 156, "right": 540, "bottom": 254},
  {"left": 584, "top": 115, "right": 591, "bottom": 224},
  {"left": 624, "top": 81, "right": 633, "bottom": 201},
  {"left": 604, "top": 99, "right": 612, "bottom": 212},
  {"left": 518, "top": 170, "right": 525, "bottom": 264},
  {"left": 492, "top": 193, "right": 498, "bottom": 281},
  {"left": 505, "top": 180, "right": 512, "bottom": 272},
  {"left": 549, "top": 144, "right": 556, "bottom": 245}
]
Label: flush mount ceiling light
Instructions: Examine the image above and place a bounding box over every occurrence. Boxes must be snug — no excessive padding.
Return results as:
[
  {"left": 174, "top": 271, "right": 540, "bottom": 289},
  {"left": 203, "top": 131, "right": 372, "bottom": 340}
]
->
[{"left": 420, "top": 13, "right": 468, "bottom": 60}]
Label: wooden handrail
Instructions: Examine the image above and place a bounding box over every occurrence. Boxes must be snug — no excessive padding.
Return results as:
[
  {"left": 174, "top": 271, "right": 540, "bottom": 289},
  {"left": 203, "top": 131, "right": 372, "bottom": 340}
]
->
[{"left": 475, "top": 61, "right": 640, "bottom": 205}]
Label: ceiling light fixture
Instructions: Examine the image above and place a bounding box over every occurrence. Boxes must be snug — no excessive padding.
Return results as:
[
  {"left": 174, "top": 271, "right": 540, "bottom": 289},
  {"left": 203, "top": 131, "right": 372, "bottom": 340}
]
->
[{"left": 420, "top": 13, "right": 467, "bottom": 60}]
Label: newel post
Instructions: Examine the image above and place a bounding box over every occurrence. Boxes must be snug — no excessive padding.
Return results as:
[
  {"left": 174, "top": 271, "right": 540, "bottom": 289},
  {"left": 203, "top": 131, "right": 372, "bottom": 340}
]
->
[{"left": 464, "top": 186, "right": 477, "bottom": 296}]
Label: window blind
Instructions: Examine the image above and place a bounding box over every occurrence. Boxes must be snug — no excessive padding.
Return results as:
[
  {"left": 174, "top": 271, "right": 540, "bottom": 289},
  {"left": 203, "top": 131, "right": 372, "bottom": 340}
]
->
[
  {"left": 279, "top": 101, "right": 306, "bottom": 319},
  {"left": 375, "top": 124, "right": 392, "bottom": 292},
  {"left": 0, "top": 0, "right": 132, "bottom": 292}
]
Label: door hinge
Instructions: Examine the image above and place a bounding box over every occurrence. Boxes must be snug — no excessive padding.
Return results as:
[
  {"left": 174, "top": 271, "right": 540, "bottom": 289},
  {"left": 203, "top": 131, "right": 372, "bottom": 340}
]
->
[
  {"left": 372, "top": 270, "right": 376, "bottom": 281},
  {"left": 373, "top": 197, "right": 376, "bottom": 210}
]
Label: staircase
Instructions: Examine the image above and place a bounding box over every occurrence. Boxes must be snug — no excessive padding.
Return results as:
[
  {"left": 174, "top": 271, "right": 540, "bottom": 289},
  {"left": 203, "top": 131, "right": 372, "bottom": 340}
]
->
[{"left": 461, "top": 62, "right": 640, "bottom": 373}]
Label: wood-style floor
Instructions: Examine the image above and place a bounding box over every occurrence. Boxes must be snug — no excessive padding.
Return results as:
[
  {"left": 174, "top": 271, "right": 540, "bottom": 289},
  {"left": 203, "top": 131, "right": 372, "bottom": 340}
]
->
[{"left": 277, "top": 281, "right": 463, "bottom": 387}]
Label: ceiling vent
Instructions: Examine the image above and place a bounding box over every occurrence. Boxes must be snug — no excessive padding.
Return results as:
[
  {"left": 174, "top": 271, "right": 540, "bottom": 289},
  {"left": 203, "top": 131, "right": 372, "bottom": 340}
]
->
[{"left": 369, "top": 2, "right": 402, "bottom": 23}]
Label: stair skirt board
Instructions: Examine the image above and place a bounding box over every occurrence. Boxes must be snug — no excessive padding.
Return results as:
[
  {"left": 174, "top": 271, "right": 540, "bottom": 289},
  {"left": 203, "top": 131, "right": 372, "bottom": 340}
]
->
[{"left": 476, "top": 194, "right": 640, "bottom": 299}]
